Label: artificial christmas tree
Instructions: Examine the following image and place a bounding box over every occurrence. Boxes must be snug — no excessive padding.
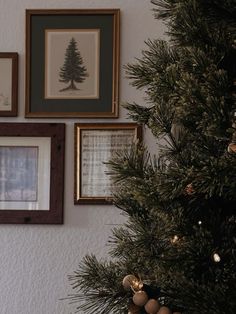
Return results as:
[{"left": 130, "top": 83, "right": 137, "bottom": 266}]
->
[{"left": 66, "top": 1, "right": 236, "bottom": 313}]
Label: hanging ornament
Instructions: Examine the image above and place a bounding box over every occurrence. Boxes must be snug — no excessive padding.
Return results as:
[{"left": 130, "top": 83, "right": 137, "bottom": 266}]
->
[
  {"left": 128, "top": 302, "right": 142, "bottom": 314},
  {"left": 212, "top": 252, "right": 221, "bottom": 263},
  {"left": 144, "top": 298, "right": 161, "bottom": 313},
  {"left": 132, "top": 278, "right": 143, "bottom": 291},
  {"left": 157, "top": 306, "right": 172, "bottom": 314},
  {"left": 185, "top": 183, "right": 194, "bottom": 195},
  {"left": 133, "top": 290, "right": 149, "bottom": 307},
  {"left": 122, "top": 275, "right": 139, "bottom": 291},
  {"left": 227, "top": 142, "right": 236, "bottom": 154}
]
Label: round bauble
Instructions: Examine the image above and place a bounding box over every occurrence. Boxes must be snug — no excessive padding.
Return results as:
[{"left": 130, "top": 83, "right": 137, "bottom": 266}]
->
[
  {"left": 122, "top": 275, "right": 138, "bottom": 290},
  {"left": 144, "top": 298, "right": 161, "bottom": 313},
  {"left": 157, "top": 306, "right": 172, "bottom": 314},
  {"left": 227, "top": 143, "right": 236, "bottom": 154},
  {"left": 132, "top": 290, "right": 149, "bottom": 307}
]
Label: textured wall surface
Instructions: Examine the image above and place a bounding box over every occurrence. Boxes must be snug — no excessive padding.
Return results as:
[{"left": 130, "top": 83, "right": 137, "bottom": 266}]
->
[{"left": 0, "top": 1, "right": 165, "bottom": 313}]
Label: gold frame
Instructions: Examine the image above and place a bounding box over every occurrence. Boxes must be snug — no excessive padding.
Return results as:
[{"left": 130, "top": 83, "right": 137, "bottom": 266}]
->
[{"left": 74, "top": 123, "right": 142, "bottom": 204}]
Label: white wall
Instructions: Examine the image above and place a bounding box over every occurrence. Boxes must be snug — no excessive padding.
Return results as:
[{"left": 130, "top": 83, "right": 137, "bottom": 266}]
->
[{"left": 0, "top": 1, "right": 165, "bottom": 313}]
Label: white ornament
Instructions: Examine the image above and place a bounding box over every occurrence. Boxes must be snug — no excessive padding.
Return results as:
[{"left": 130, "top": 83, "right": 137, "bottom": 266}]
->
[
  {"left": 133, "top": 290, "right": 149, "bottom": 307},
  {"left": 157, "top": 306, "right": 172, "bottom": 314},
  {"left": 122, "top": 275, "right": 138, "bottom": 290},
  {"left": 144, "top": 298, "right": 161, "bottom": 313}
]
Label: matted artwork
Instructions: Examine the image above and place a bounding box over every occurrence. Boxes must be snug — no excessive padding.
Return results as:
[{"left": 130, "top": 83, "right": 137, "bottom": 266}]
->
[
  {"left": 0, "top": 123, "right": 65, "bottom": 224},
  {"left": 0, "top": 53, "right": 18, "bottom": 116},
  {"left": 25, "top": 9, "right": 120, "bottom": 118}
]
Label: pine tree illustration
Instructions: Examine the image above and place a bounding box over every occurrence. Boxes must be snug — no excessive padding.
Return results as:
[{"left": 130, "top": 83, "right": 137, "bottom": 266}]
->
[{"left": 59, "top": 37, "right": 88, "bottom": 92}]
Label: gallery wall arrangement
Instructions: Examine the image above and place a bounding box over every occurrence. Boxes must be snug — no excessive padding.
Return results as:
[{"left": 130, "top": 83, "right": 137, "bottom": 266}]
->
[{"left": 0, "top": 8, "right": 142, "bottom": 224}]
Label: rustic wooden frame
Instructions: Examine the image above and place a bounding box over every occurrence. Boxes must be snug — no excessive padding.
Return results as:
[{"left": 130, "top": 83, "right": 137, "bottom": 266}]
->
[{"left": 0, "top": 123, "right": 65, "bottom": 224}]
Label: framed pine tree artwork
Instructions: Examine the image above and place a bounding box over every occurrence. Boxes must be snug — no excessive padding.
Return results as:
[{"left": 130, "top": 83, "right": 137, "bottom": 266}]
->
[{"left": 25, "top": 9, "right": 120, "bottom": 118}]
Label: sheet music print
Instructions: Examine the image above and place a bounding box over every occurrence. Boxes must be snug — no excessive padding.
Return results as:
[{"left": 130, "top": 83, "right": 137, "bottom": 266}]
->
[{"left": 81, "top": 130, "right": 135, "bottom": 197}]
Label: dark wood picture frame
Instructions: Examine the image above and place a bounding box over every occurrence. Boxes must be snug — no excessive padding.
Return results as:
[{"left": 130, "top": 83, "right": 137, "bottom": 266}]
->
[
  {"left": 25, "top": 9, "right": 120, "bottom": 118},
  {"left": 74, "top": 123, "right": 142, "bottom": 204},
  {"left": 0, "top": 53, "right": 18, "bottom": 116},
  {"left": 0, "top": 123, "right": 65, "bottom": 224}
]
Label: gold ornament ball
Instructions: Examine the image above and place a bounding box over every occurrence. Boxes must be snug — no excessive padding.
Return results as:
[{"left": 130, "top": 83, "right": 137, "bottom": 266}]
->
[
  {"left": 144, "top": 298, "right": 161, "bottom": 313},
  {"left": 157, "top": 306, "right": 172, "bottom": 314},
  {"left": 133, "top": 290, "right": 149, "bottom": 307},
  {"left": 122, "top": 275, "right": 138, "bottom": 290}
]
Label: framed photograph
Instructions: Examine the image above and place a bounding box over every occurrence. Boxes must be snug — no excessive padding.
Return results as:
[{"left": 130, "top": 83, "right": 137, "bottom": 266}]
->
[
  {"left": 0, "top": 53, "right": 18, "bottom": 116},
  {"left": 25, "top": 9, "right": 120, "bottom": 118},
  {"left": 74, "top": 123, "right": 142, "bottom": 204},
  {"left": 0, "top": 123, "right": 65, "bottom": 224}
]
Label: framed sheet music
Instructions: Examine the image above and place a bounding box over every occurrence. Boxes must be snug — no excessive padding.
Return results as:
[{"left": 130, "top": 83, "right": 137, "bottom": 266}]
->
[{"left": 74, "top": 123, "right": 142, "bottom": 204}]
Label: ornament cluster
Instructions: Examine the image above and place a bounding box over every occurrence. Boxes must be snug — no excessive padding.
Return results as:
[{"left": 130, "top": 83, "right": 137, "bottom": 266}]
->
[{"left": 122, "top": 275, "right": 181, "bottom": 314}]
